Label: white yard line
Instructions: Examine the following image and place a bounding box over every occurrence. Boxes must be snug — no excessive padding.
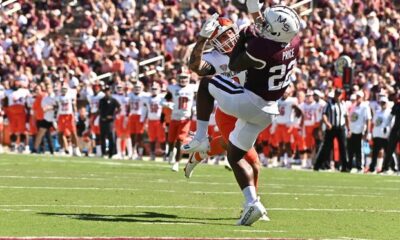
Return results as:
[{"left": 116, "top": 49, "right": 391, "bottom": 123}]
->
[
  {"left": 0, "top": 175, "right": 395, "bottom": 196},
  {"left": 0, "top": 185, "right": 385, "bottom": 198},
  {"left": 0, "top": 205, "right": 399, "bottom": 214}
]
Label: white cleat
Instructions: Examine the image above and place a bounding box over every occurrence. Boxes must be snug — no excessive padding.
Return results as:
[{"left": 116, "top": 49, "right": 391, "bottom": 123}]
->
[
  {"left": 259, "top": 213, "right": 271, "bottom": 222},
  {"left": 181, "top": 137, "right": 210, "bottom": 153},
  {"left": 237, "top": 200, "right": 266, "bottom": 226},
  {"left": 171, "top": 162, "right": 179, "bottom": 172},
  {"left": 184, "top": 152, "right": 205, "bottom": 178},
  {"left": 73, "top": 148, "right": 82, "bottom": 157},
  {"left": 168, "top": 148, "right": 177, "bottom": 164}
]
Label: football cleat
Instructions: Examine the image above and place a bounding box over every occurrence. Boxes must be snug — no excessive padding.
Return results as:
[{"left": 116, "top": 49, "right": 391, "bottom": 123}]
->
[
  {"left": 259, "top": 213, "right": 271, "bottom": 222},
  {"left": 181, "top": 137, "right": 210, "bottom": 153},
  {"left": 171, "top": 162, "right": 179, "bottom": 172},
  {"left": 184, "top": 152, "right": 207, "bottom": 178},
  {"left": 237, "top": 200, "right": 266, "bottom": 226}
]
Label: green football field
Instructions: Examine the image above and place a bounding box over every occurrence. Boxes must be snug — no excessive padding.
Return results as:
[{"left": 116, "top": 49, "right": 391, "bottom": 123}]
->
[{"left": 0, "top": 154, "right": 399, "bottom": 240}]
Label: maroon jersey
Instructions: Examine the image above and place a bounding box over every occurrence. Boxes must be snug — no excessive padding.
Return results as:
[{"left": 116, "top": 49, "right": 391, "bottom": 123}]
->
[{"left": 243, "top": 25, "right": 300, "bottom": 101}]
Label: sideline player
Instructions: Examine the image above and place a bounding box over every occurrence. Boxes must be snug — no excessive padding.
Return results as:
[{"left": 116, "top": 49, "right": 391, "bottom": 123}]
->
[
  {"left": 56, "top": 84, "right": 81, "bottom": 156},
  {"left": 129, "top": 81, "right": 148, "bottom": 160},
  {"left": 88, "top": 81, "right": 105, "bottom": 157},
  {"left": 5, "top": 80, "right": 30, "bottom": 153},
  {"left": 113, "top": 83, "right": 132, "bottom": 159},
  {"left": 183, "top": 4, "right": 301, "bottom": 225},
  {"left": 142, "top": 83, "right": 166, "bottom": 160},
  {"left": 165, "top": 69, "right": 197, "bottom": 172}
]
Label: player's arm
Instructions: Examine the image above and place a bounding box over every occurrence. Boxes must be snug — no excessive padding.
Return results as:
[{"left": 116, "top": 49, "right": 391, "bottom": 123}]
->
[
  {"left": 229, "top": 31, "right": 263, "bottom": 71},
  {"left": 189, "top": 37, "right": 216, "bottom": 76},
  {"left": 189, "top": 14, "right": 219, "bottom": 76}
]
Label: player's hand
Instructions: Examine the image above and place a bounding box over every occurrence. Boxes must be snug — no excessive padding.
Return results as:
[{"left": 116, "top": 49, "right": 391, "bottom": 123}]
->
[
  {"left": 246, "top": 0, "right": 261, "bottom": 14},
  {"left": 326, "top": 123, "right": 332, "bottom": 130},
  {"left": 199, "top": 13, "right": 219, "bottom": 39}
]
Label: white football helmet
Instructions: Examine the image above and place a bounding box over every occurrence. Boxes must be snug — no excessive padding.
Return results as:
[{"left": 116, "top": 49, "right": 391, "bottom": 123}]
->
[
  {"left": 178, "top": 67, "right": 190, "bottom": 87},
  {"left": 133, "top": 81, "right": 143, "bottom": 94},
  {"left": 210, "top": 17, "right": 239, "bottom": 54},
  {"left": 257, "top": 5, "right": 301, "bottom": 43}
]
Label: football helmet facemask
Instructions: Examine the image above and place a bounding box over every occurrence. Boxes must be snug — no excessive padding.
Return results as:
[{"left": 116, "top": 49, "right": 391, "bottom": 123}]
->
[{"left": 210, "top": 17, "right": 239, "bottom": 54}]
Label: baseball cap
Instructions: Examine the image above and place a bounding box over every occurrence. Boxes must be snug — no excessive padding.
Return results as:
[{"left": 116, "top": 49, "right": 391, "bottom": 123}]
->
[
  {"left": 350, "top": 94, "right": 356, "bottom": 100},
  {"left": 313, "top": 90, "right": 324, "bottom": 98}
]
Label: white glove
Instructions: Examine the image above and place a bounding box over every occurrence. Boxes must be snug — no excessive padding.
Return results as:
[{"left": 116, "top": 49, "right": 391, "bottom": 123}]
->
[
  {"left": 246, "top": 0, "right": 261, "bottom": 13},
  {"left": 200, "top": 13, "right": 220, "bottom": 39}
]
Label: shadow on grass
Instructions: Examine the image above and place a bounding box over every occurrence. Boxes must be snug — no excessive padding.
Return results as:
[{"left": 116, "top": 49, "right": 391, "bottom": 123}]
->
[{"left": 38, "top": 211, "right": 236, "bottom": 226}]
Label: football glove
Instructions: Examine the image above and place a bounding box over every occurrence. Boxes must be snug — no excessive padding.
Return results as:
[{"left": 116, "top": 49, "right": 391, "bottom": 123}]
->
[
  {"left": 200, "top": 13, "right": 220, "bottom": 39},
  {"left": 246, "top": 0, "right": 261, "bottom": 13}
]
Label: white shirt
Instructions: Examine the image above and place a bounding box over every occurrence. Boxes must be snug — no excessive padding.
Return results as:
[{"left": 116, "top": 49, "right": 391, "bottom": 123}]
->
[
  {"left": 300, "top": 101, "right": 316, "bottom": 126},
  {"left": 203, "top": 50, "right": 246, "bottom": 86},
  {"left": 276, "top": 97, "right": 297, "bottom": 125},
  {"left": 313, "top": 99, "right": 327, "bottom": 123},
  {"left": 129, "top": 92, "right": 149, "bottom": 116},
  {"left": 56, "top": 95, "right": 74, "bottom": 115},
  {"left": 349, "top": 103, "right": 371, "bottom": 134},
  {"left": 372, "top": 108, "right": 391, "bottom": 139},
  {"left": 42, "top": 95, "right": 57, "bottom": 122},
  {"left": 6, "top": 88, "right": 30, "bottom": 106},
  {"left": 113, "top": 94, "right": 129, "bottom": 116},
  {"left": 168, "top": 84, "right": 196, "bottom": 120},
  {"left": 88, "top": 92, "right": 105, "bottom": 114},
  {"left": 143, "top": 94, "right": 165, "bottom": 121}
]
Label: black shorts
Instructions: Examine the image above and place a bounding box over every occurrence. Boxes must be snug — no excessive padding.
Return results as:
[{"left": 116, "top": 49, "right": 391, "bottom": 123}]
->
[{"left": 37, "top": 120, "right": 53, "bottom": 129}]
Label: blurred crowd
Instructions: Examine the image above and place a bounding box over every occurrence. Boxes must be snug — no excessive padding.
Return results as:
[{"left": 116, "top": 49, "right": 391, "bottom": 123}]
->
[{"left": 0, "top": 0, "right": 398, "bottom": 173}]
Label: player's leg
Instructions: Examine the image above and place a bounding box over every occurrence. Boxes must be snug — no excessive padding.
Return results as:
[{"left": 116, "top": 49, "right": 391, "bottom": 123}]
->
[
  {"left": 136, "top": 123, "right": 145, "bottom": 159},
  {"left": 228, "top": 118, "right": 270, "bottom": 226},
  {"left": 33, "top": 127, "right": 46, "bottom": 153},
  {"left": 167, "top": 120, "right": 179, "bottom": 163},
  {"left": 182, "top": 77, "right": 215, "bottom": 152},
  {"left": 172, "top": 120, "right": 191, "bottom": 172}
]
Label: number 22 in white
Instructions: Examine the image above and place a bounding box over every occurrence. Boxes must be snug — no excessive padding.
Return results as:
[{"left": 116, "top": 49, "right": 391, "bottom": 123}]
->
[{"left": 268, "top": 59, "right": 296, "bottom": 91}]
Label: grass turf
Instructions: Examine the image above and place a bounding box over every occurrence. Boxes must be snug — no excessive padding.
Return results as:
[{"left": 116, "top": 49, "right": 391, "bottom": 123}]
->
[{"left": 0, "top": 154, "right": 399, "bottom": 239}]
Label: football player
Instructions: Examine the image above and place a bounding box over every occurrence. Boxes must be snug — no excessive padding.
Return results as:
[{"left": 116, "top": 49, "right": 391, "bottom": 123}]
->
[
  {"left": 88, "top": 81, "right": 105, "bottom": 157},
  {"left": 165, "top": 68, "right": 197, "bottom": 172},
  {"left": 182, "top": 3, "right": 301, "bottom": 225},
  {"left": 113, "top": 83, "right": 132, "bottom": 159},
  {"left": 5, "top": 80, "right": 30, "bottom": 153},
  {"left": 142, "top": 83, "right": 166, "bottom": 160},
  {"left": 299, "top": 90, "right": 317, "bottom": 168},
  {"left": 56, "top": 84, "right": 81, "bottom": 156},
  {"left": 128, "top": 81, "right": 149, "bottom": 160},
  {"left": 184, "top": 16, "right": 262, "bottom": 200},
  {"left": 272, "top": 86, "right": 302, "bottom": 168}
]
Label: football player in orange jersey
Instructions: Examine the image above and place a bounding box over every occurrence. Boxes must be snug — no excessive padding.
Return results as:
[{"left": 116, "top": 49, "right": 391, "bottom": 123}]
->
[
  {"left": 4, "top": 80, "right": 30, "bottom": 153},
  {"left": 56, "top": 84, "right": 81, "bottom": 156}
]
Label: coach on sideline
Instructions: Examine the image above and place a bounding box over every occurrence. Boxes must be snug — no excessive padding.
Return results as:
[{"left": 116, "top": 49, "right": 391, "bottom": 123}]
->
[
  {"left": 99, "top": 85, "right": 120, "bottom": 159},
  {"left": 314, "top": 89, "right": 350, "bottom": 172}
]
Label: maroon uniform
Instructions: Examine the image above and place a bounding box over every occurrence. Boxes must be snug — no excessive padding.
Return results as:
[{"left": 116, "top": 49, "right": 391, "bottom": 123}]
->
[{"left": 243, "top": 26, "right": 300, "bottom": 101}]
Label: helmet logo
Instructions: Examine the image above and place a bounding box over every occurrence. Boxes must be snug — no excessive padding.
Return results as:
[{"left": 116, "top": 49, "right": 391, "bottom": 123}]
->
[{"left": 277, "top": 15, "right": 289, "bottom": 32}]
